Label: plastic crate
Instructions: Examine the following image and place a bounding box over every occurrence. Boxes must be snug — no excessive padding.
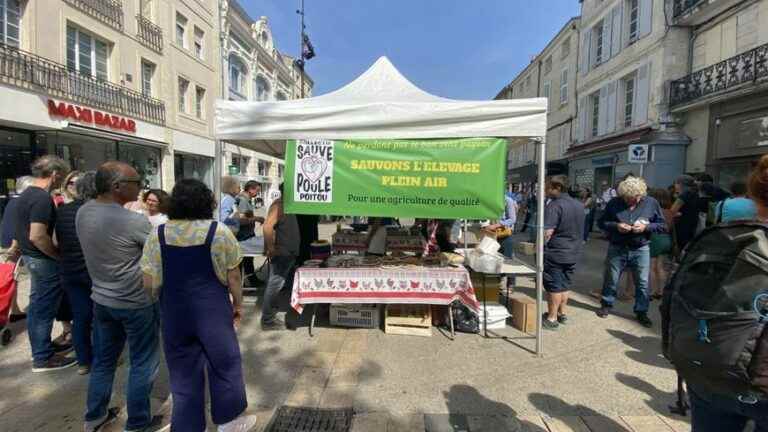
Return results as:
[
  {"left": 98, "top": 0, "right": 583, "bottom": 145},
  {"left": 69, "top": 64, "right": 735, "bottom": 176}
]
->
[{"left": 329, "top": 304, "right": 380, "bottom": 329}]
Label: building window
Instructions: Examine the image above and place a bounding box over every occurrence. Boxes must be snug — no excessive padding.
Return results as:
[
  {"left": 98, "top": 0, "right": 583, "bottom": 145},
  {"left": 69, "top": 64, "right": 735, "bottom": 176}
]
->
[
  {"left": 66, "top": 26, "right": 109, "bottom": 80},
  {"left": 260, "top": 31, "right": 268, "bottom": 46},
  {"left": 175, "top": 153, "right": 213, "bottom": 187},
  {"left": 140, "top": 0, "right": 154, "bottom": 21},
  {"left": 193, "top": 26, "right": 204, "bottom": 59},
  {"left": 594, "top": 21, "right": 605, "bottom": 65},
  {"left": 524, "top": 75, "right": 531, "bottom": 93},
  {"left": 254, "top": 75, "right": 271, "bottom": 101},
  {"left": 0, "top": 0, "right": 21, "bottom": 47},
  {"left": 623, "top": 76, "right": 635, "bottom": 128},
  {"left": 278, "top": 164, "right": 284, "bottom": 178},
  {"left": 228, "top": 54, "right": 247, "bottom": 100},
  {"left": 257, "top": 160, "right": 270, "bottom": 176},
  {"left": 627, "top": 0, "right": 639, "bottom": 44},
  {"left": 195, "top": 86, "right": 205, "bottom": 119},
  {"left": 559, "top": 68, "right": 569, "bottom": 105},
  {"left": 542, "top": 82, "right": 551, "bottom": 109},
  {"left": 178, "top": 77, "right": 189, "bottom": 114},
  {"left": 543, "top": 57, "right": 552, "bottom": 75},
  {"left": 175, "top": 12, "right": 187, "bottom": 48},
  {"left": 140, "top": 59, "right": 154, "bottom": 96},
  {"left": 560, "top": 36, "right": 570, "bottom": 60},
  {"left": 591, "top": 92, "right": 600, "bottom": 137},
  {"left": 275, "top": 91, "right": 287, "bottom": 101},
  {"left": 231, "top": 154, "right": 250, "bottom": 175}
]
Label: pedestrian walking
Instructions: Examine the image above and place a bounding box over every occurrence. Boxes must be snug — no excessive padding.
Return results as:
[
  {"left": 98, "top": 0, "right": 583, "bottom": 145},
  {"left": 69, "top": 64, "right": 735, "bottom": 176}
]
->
[
  {"left": 261, "top": 184, "right": 300, "bottom": 331},
  {"left": 220, "top": 176, "right": 241, "bottom": 234},
  {"left": 14, "top": 155, "right": 75, "bottom": 372},
  {"left": 647, "top": 188, "right": 673, "bottom": 300},
  {"left": 714, "top": 181, "right": 757, "bottom": 223},
  {"left": 541, "top": 175, "right": 585, "bottom": 330},
  {"left": 141, "top": 179, "right": 256, "bottom": 432},
  {"left": 670, "top": 175, "right": 701, "bottom": 253},
  {"left": 77, "top": 161, "right": 164, "bottom": 432},
  {"left": 1, "top": 175, "right": 33, "bottom": 323},
  {"left": 55, "top": 171, "right": 98, "bottom": 376},
  {"left": 144, "top": 189, "right": 170, "bottom": 228},
  {"left": 596, "top": 176, "right": 667, "bottom": 327},
  {"left": 580, "top": 188, "right": 595, "bottom": 242}
]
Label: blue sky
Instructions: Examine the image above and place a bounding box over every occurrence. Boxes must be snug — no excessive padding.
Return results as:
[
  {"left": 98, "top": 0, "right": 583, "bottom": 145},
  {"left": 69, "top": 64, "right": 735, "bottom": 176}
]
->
[{"left": 242, "top": 0, "right": 580, "bottom": 100}]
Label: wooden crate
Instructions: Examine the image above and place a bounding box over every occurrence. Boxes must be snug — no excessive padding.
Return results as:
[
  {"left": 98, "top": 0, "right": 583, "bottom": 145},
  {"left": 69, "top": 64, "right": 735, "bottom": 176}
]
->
[
  {"left": 384, "top": 304, "right": 432, "bottom": 337},
  {"left": 470, "top": 274, "right": 502, "bottom": 303}
]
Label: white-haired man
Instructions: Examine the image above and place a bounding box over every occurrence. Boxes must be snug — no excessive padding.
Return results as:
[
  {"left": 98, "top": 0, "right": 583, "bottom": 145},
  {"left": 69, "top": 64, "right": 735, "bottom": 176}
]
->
[{"left": 596, "top": 176, "right": 667, "bottom": 327}]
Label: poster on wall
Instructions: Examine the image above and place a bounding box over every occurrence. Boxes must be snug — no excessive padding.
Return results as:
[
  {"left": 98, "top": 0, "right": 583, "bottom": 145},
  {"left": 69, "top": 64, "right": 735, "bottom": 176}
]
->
[{"left": 285, "top": 137, "right": 507, "bottom": 219}]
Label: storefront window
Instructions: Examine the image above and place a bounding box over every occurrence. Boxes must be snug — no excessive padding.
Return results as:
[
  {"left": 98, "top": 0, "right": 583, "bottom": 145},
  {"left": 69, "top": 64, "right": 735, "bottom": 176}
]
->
[
  {"left": 718, "top": 164, "right": 752, "bottom": 190},
  {"left": 54, "top": 132, "right": 116, "bottom": 173},
  {"left": 118, "top": 142, "right": 161, "bottom": 189},
  {"left": 174, "top": 153, "right": 213, "bottom": 188}
]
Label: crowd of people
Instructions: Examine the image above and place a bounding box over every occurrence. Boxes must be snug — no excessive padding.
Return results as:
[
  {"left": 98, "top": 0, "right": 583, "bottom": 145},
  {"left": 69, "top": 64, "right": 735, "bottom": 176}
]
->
[
  {"left": 2, "top": 151, "right": 767, "bottom": 431},
  {"left": 0, "top": 156, "right": 269, "bottom": 431}
]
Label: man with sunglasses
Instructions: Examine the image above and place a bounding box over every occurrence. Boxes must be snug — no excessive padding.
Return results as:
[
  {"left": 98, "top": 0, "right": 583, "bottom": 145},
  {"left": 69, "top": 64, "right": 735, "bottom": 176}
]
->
[{"left": 77, "top": 162, "right": 166, "bottom": 432}]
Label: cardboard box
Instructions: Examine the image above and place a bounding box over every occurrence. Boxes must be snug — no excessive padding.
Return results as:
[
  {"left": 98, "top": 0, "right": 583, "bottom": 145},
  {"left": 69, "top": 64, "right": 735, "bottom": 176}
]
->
[
  {"left": 509, "top": 294, "right": 536, "bottom": 334},
  {"left": 516, "top": 242, "right": 536, "bottom": 256},
  {"left": 470, "top": 274, "right": 501, "bottom": 303}
]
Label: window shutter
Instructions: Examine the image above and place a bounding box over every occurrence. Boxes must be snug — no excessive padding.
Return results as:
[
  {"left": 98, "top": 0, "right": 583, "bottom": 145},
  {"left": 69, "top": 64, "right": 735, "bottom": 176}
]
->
[
  {"left": 639, "top": 0, "right": 653, "bottom": 38},
  {"left": 611, "top": 4, "right": 623, "bottom": 57},
  {"left": 597, "top": 85, "right": 609, "bottom": 136},
  {"left": 606, "top": 81, "right": 618, "bottom": 133},
  {"left": 580, "top": 28, "right": 592, "bottom": 76},
  {"left": 603, "top": 16, "right": 613, "bottom": 61},
  {"left": 576, "top": 96, "right": 587, "bottom": 142},
  {"left": 633, "top": 63, "right": 651, "bottom": 126}
]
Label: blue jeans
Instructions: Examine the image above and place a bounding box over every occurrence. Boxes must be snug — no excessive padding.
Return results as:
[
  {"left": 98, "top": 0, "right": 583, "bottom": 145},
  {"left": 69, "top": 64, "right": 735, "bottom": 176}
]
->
[
  {"left": 690, "top": 387, "right": 768, "bottom": 432},
  {"left": 86, "top": 302, "right": 160, "bottom": 430},
  {"left": 600, "top": 244, "right": 650, "bottom": 313},
  {"left": 60, "top": 272, "right": 93, "bottom": 366},
  {"left": 24, "top": 255, "right": 63, "bottom": 365},
  {"left": 501, "top": 236, "right": 515, "bottom": 259},
  {"left": 262, "top": 256, "right": 296, "bottom": 324}
]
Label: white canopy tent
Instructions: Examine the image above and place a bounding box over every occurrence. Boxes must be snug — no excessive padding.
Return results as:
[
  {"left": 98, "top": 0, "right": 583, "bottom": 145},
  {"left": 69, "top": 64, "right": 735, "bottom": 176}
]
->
[{"left": 215, "top": 56, "right": 549, "bottom": 354}]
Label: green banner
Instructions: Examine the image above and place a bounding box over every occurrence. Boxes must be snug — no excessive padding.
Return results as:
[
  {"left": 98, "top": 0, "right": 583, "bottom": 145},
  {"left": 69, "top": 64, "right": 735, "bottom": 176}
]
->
[{"left": 284, "top": 138, "right": 507, "bottom": 219}]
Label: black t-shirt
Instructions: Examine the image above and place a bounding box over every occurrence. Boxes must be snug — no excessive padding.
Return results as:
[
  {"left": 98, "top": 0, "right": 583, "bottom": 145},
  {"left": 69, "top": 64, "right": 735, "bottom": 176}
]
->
[
  {"left": 675, "top": 190, "right": 699, "bottom": 249},
  {"left": 55, "top": 200, "right": 87, "bottom": 274},
  {"left": 544, "top": 195, "right": 585, "bottom": 264},
  {"left": 14, "top": 186, "right": 56, "bottom": 259}
]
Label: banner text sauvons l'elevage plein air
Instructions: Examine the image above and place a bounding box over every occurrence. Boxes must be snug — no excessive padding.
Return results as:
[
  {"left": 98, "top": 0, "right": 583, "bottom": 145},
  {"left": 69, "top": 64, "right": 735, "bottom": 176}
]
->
[{"left": 349, "top": 159, "right": 482, "bottom": 188}]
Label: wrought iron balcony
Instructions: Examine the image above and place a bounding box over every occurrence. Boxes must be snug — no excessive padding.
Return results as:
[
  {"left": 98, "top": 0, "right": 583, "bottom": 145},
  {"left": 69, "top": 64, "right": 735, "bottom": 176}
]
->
[
  {"left": 0, "top": 43, "right": 165, "bottom": 125},
  {"left": 64, "top": 0, "right": 123, "bottom": 31},
  {"left": 673, "top": 0, "right": 706, "bottom": 18},
  {"left": 670, "top": 42, "right": 768, "bottom": 108},
  {"left": 136, "top": 15, "right": 163, "bottom": 53}
]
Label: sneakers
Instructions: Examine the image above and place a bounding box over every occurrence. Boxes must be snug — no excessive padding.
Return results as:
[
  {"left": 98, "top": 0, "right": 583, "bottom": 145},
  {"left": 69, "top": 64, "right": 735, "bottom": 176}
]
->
[
  {"left": 218, "top": 414, "right": 258, "bottom": 432},
  {"left": 84, "top": 407, "right": 120, "bottom": 432},
  {"left": 124, "top": 414, "right": 170, "bottom": 432},
  {"left": 557, "top": 314, "right": 568, "bottom": 325},
  {"left": 52, "top": 342, "right": 74, "bottom": 354},
  {"left": 541, "top": 314, "right": 559, "bottom": 331},
  {"left": 596, "top": 306, "right": 611, "bottom": 318},
  {"left": 636, "top": 312, "right": 653, "bottom": 328},
  {"left": 78, "top": 364, "right": 91, "bottom": 375},
  {"left": 261, "top": 318, "right": 286, "bottom": 331},
  {"left": 32, "top": 353, "right": 77, "bottom": 372}
]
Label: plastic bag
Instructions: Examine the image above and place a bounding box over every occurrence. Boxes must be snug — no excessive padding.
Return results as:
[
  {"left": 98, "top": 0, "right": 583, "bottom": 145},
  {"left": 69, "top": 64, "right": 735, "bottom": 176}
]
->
[{"left": 449, "top": 301, "right": 479, "bottom": 334}]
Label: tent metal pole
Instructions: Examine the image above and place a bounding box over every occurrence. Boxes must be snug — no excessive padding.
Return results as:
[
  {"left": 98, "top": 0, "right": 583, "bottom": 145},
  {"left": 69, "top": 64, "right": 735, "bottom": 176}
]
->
[{"left": 535, "top": 138, "right": 545, "bottom": 356}]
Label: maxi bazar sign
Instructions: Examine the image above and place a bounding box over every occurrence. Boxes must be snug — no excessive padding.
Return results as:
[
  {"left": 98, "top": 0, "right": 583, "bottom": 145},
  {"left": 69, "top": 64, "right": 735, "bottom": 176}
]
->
[{"left": 46, "top": 100, "right": 137, "bottom": 133}]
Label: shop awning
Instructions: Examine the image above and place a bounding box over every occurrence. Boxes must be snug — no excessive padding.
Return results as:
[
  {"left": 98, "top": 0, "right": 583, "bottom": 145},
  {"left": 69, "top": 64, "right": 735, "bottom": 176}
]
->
[{"left": 215, "top": 56, "right": 547, "bottom": 157}]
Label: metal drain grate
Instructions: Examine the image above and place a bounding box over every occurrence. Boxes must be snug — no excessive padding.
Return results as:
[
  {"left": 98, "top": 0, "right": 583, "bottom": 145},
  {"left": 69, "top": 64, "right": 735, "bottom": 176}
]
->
[{"left": 267, "top": 406, "right": 354, "bottom": 432}]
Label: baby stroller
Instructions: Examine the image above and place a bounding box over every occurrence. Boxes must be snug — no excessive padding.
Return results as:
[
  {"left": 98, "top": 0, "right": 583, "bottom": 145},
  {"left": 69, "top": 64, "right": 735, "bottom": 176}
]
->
[{"left": 0, "top": 260, "right": 20, "bottom": 346}]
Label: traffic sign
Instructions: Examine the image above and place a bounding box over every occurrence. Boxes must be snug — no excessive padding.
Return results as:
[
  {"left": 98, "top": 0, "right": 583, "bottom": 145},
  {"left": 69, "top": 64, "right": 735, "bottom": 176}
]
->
[{"left": 628, "top": 144, "right": 649, "bottom": 164}]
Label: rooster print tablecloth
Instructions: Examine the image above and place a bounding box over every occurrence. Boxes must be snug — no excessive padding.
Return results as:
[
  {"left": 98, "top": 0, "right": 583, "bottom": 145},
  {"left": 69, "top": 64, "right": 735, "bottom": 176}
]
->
[{"left": 290, "top": 266, "right": 479, "bottom": 314}]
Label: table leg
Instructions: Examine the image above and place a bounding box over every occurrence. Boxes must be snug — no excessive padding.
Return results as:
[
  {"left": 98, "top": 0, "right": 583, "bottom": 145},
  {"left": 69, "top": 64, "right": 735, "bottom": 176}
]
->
[
  {"left": 483, "top": 275, "right": 488, "bottom": 338},
  {"left": 449, "top": 303, "right": 455, "bottom": 340},
  {"left": 309, "top": 304, "right": 317, "bottom": 337}
]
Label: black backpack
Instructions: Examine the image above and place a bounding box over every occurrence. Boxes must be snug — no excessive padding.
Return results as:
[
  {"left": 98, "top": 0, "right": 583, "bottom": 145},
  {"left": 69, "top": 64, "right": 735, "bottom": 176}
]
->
[{"left": 661, "top": 222, "right": 768, "bottom": 401}]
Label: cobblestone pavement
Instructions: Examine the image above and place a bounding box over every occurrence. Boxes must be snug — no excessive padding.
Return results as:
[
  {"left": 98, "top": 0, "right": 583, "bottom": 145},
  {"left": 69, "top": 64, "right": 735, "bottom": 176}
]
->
[{"left": 0, "top": 225, "right": 693, "bottom": 431}]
